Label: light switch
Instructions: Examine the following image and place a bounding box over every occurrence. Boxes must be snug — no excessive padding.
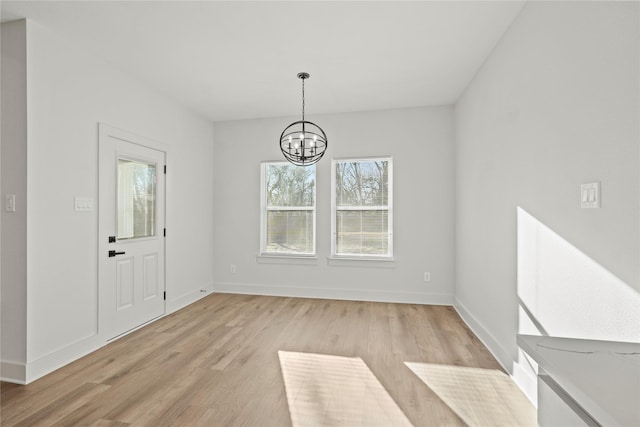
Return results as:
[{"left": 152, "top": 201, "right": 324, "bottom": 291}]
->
[
  {"left": 580, "top": 182, "right": 600, "bottom": 208},
  {"left": 75, "top": 197, "right": 94, "bottom": 212},
  {"left": 5, "top": 194, "right": 16, "bottom": 212}
]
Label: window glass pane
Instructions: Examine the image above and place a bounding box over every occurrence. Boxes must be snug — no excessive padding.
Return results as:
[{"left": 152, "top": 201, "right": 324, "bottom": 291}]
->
[
  {"left": 336, "top": 160, "right": 389, "bottom": 207},
  {"left": 336, "top": 210, "right": 389, "bottom": 255},
  {"left": 117, "top": 158, "right": 156, "bottom": 239},
  {"left": 267, "top": 210, "right": 314, "bottom": 254},
  {"left": 266, "top": 163, "right": 315, "bottom": 207},
  {"left": 262, "top": 162, "right": 316, "bottom": 255}
]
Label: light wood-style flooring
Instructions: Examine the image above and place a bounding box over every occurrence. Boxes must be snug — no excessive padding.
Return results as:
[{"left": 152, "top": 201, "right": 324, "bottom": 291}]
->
[{"left": 1, "top": 293, "right": 535, "bottom": 426}]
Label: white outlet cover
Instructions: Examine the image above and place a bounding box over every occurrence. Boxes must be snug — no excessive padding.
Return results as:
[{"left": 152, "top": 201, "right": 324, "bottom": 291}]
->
[
  {"left": 5, "top": 194, "right": 16, "bottom": 212},
  {"left": 580, "top": 182, "right": 600, "bottom": 208}
]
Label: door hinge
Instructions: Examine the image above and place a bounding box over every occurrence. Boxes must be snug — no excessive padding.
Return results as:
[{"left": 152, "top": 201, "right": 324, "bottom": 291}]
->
[
  {"left": 163, "top": 228, "right": 166, "bottom": 237},
  {"left": 164, "top": 165, "right": 166, "bottom": 174},
  {"left": 163, "top": 291, "right": 166, "bottom": 300}
]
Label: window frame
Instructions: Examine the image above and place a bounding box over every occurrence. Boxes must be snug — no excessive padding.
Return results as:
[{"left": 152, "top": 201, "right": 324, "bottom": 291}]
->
[
  {"left": 260, "top": 161, "right": 317, "bottom": 257},
  {"left": 330, "top": 156, "right": 393, "bottom": 259}
]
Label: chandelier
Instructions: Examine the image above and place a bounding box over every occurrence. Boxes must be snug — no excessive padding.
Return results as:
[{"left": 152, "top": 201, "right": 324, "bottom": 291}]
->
[{"left": 279, "top": 72, "right": 328, "bottom": 166}]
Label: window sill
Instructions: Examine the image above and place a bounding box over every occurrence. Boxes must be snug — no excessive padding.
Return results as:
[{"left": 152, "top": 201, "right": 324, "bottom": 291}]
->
[
  {"left": 256, "top": 254, "right": 318, "bottom": 266},
  {"left": 327, "top": 256, "right": 396, "bottom": 268}
]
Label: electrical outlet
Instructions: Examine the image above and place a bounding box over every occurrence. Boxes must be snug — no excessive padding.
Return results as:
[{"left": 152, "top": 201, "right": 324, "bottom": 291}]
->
[
  {"left": 230, "top": 264, "right": 237, "bottom": 274},
  {"left": 423, "top": 272, "right": 431, "bottom": 282}
]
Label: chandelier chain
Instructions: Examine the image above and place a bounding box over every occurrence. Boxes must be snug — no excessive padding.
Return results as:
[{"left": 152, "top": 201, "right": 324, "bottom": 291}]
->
[{"left": 301, "top": 77, "right": 305, "bottom": 121}]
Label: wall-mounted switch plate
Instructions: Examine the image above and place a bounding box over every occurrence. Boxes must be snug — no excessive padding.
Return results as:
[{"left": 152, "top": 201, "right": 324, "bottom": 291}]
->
[
  {"left": 580, "top": 182, "right": 600, "bottom": 208},
  {"left": 5, "top": 194, "right": 16, "bottom": 212},
  {"left": 75, "top": 197, "right": 94, "bottom": 212},
  {"left": 423, "top": 272, "right": 431, "bottom": 282}
]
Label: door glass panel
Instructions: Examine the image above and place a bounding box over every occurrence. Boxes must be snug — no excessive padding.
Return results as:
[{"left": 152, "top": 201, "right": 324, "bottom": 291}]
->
[{"left": 117, "top": 158, "right": 156, "bottom": 239}]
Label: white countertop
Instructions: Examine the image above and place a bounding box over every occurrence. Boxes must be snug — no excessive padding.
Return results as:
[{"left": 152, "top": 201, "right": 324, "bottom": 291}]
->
[{"left": 518, "top": 334, "right": 640, "bottom": 426}]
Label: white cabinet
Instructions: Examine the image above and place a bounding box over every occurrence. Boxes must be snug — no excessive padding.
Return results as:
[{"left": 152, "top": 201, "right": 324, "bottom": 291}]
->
[
  {"left": 538, "top": 373, "right": 597, "bottom": 427},
  {"left": 518, "top": 335, "right": 640, "bottom": 427}
]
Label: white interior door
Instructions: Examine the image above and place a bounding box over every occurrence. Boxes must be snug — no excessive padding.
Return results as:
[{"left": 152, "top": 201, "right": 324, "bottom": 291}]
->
[{"left": 99, "top": 124, "right": 166, "bottom": 340}]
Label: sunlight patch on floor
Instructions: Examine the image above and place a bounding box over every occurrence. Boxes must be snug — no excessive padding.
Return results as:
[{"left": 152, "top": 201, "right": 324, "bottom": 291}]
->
[
  {"left": 278, "top": 351, "right": 412, "bottom": 427},
  {"left": 405, "top": 362, "right": 536, "bottom": 427}
]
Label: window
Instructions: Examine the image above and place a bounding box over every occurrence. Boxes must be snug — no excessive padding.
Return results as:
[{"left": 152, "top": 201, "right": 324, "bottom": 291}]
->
[
  {"left": 261, "top": 162, "right": 316, "bottom": 256},
  {"left": 331, "top": 157, "right": 393, "bottom": 258},
  {"left": 117, "top": 158, "right": 156, "bottom": 239}
]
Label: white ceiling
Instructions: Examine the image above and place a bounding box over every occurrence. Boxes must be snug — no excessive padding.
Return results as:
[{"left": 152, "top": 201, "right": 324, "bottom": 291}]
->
[{"left": 1, "top": 1, "right": 525, "bottom": 122}]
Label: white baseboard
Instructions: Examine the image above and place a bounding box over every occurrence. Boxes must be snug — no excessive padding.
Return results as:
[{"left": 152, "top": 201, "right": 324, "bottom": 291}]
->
[
  {"left": 513, "top": 353, "right": 538, "bottom": 405},
  {"left": 1, "top": 360, "right": 27, "bottom": 384},
  {"left": 213, "top": 282, "right": 454, "bottom": 305},
  {"left": 453, "top": 297, "right": 512, "bottom": 369},
  {"left": 453, "top": 296, "right": 537, "bottom": 405},
  {"left": 24, "top": 333, "right": 105, "bottom": 384},
  {"left": 2, "top": 282, "right": 215, "bottom": 385},
  {"left": 167, "top": 282, "right": 214, "bottom": 314}
]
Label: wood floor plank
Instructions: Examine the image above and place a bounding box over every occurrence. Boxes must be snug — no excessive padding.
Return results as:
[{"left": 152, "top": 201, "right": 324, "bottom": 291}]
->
[
  {"left": 1, "top": 294, "right": 535, "bottom": 426},
  {"left": 12, "top": 382, "right": 111, "bottom": 427}
]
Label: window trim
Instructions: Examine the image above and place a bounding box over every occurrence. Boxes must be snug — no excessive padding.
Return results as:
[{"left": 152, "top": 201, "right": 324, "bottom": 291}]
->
[
  {"left": 260, "top": 161, "right": 317, "bottom": 257},
  {"left": 330, "top": 156, "right": 393, "bottom": 259}
]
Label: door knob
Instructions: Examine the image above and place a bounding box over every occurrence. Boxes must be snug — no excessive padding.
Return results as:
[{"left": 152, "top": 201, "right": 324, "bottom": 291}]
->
[{"left": 108, "top": 250, "right": 126, "bottom": 257}]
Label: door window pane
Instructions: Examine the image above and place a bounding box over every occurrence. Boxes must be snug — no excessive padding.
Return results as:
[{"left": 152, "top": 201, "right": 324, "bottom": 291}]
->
[{"left": 117, "top": 158, "right": 156, "bottom": 239}]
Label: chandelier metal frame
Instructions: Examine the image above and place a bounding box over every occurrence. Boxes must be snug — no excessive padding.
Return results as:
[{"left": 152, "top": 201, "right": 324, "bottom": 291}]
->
[{"left": 279, "top": 72, "right": 327, "bottom": 166}]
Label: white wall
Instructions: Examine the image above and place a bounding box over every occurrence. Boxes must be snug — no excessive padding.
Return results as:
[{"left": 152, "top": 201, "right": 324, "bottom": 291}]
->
[
  {"left": 213, "top": 107, "right": 455, "bottom": 304},
  {"left": 1, "top": 19, "right": 215, "bottom": 383},
  {"left": 1, "top": 19, "right": 28, "bottom": 382},
  {"left": 455, "top": 1, "right": 639, "bottom": 401}
]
